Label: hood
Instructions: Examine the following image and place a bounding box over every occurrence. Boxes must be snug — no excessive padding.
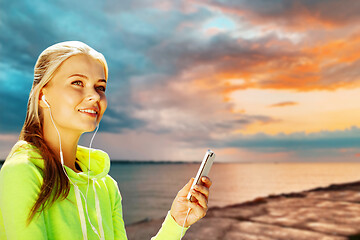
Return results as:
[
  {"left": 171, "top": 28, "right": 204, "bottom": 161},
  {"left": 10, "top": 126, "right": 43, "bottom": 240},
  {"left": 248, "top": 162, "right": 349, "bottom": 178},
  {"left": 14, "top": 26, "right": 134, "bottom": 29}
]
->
[
  {"left": 8, "top": 141, "right": 110, "bottom": 185},
  {"left": 8, "top": 140, "right": 108, "bottom": 240},
  {"left": 67, "top": 145, "right": 110, "bottom": 185}
]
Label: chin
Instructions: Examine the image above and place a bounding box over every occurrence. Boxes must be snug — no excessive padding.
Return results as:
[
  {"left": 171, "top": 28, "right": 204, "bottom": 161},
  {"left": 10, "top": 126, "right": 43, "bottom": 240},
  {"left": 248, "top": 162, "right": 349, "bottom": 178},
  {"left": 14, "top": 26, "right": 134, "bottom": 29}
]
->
[
  {"left": 80, "top": 123, "right": 99, "bottom": 133},
  {"left": 87, "top": 125, "right": 98, "bottom": 132}
]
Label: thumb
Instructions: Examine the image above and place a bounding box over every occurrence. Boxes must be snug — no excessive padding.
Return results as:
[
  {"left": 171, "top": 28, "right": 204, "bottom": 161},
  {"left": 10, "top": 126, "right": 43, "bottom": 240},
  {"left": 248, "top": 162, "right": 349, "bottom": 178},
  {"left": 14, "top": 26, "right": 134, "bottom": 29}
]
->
[{"left": 178, "top": 178, "right": 195, "bottom": 197}]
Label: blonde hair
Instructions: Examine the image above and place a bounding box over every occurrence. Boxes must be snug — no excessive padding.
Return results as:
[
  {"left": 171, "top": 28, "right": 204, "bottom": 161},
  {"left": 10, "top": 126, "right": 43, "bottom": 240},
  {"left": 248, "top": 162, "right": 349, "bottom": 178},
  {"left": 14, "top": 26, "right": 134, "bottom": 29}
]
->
[{"left": 20, "top": 41, "right": 108, "bottom": 224}]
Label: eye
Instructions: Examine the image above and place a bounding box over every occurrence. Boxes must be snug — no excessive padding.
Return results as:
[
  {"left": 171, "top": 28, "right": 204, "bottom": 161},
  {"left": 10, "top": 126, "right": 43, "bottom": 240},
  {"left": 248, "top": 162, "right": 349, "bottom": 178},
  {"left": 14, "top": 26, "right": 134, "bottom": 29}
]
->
[
  {"left": 96, "top": 86, "right": 106, "bottom": 92},
  {"left": 72, "top": 80, "right": 83, "bottom": 86}
]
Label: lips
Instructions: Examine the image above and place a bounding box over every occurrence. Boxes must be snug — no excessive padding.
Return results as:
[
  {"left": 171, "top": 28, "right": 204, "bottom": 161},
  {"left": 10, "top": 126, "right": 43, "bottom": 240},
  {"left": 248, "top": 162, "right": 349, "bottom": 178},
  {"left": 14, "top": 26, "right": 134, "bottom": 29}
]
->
[{"left": 78, "top": 108, "right": 99, "bottom": 117}]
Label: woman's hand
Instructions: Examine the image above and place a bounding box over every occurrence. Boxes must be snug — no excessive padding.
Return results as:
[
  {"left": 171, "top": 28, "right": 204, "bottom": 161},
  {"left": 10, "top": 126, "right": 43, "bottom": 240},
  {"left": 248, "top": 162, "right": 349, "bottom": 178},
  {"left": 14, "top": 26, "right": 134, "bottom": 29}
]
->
[{"left": 170, "top": 177, "right": 212, "bottom": 228}]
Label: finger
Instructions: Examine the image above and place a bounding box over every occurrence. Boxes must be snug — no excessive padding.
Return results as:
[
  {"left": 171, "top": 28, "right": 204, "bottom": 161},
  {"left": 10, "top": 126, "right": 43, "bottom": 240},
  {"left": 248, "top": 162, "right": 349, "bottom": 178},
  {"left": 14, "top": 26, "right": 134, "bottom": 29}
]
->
[
  {"left": 193, "top": 184, "right": 209, "bottom": 199},
  {"left": 177, "top": 178, "right": 195, "bottom": 197},
  {"left": 190, "top": 189, "right": 208, "bottom": 209},
  {"left": 201, "top": 176, "right": 212, "bottom": 188},
  {"left": 189, "top": 201, "right": 207, "bottom": 219}
]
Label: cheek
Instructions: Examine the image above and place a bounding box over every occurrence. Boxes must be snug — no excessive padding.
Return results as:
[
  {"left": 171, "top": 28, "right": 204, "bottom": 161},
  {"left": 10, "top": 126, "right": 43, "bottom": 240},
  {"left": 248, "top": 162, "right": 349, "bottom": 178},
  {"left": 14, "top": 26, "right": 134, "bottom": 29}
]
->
[
  {"left": 63, "top": 92, "right": 83, "bottom": 108},
  {"left": 100, "top": 97, "right": 107, "bottom": 115},
  {"left": 55, "top": 90, "right": 83, "bottom": 116}
]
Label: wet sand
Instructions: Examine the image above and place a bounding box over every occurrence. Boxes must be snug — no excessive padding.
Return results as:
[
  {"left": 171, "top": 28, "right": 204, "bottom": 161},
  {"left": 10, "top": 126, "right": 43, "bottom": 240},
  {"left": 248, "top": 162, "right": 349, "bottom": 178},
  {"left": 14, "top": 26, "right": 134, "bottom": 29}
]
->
[{"left": 127, "top": 180, "right": 360, "bottom": 240}]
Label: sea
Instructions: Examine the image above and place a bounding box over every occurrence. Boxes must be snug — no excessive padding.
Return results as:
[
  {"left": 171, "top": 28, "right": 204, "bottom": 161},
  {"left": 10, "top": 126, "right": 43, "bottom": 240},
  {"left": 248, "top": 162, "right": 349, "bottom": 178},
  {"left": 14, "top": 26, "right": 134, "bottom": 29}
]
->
[{"left": 2, "top": 161, "right": 360, "bottom": 225}]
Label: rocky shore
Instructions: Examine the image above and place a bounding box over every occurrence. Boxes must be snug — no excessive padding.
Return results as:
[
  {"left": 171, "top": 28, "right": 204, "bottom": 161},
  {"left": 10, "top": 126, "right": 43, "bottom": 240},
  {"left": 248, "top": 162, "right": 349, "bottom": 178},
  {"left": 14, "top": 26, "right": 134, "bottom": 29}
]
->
[{"left": 126, "top": 180, "right": 360, "bottom": 240}]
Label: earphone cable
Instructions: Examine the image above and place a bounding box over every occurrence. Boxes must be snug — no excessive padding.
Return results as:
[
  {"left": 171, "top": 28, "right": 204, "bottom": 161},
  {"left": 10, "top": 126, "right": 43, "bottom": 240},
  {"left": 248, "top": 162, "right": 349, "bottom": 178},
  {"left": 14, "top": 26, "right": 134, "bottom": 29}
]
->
[
  {"left": 48, "top": 106, "right": 101, "bottom": 239},
  {"left": 179, "top": 208, "right": 191, "bottom": 240},
  {"left": 86, "top": 124, "right": 99, "bottom": 200}
]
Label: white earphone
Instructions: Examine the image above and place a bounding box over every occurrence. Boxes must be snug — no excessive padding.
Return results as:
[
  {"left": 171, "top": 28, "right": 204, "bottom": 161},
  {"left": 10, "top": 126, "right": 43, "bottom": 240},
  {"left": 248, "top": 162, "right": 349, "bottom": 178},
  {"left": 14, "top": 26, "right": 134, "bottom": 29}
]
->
[
  {"left": 42, "top": 93, "right": 102, "bottom": 239},
  {"left": 42, "top": 95, "right": 50, "bottom": 108}
]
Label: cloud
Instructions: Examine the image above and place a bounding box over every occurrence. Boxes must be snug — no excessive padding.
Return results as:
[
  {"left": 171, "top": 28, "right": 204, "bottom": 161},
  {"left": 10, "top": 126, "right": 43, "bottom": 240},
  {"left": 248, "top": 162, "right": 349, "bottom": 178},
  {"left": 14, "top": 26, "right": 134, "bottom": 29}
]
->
[
  {"left": 125, "top": 72, "right": 283, "bottom": 148},
  {"left": 100, "top": 107, "right": 146, "bottom": 132},
  {"left": 218, "top": 126, "right": 360, "bottom": 151},
  {"left": 1, "top": 0, "right": 360, "bottom": 161},
  {"left": 200, "top": 0, "right": 360, "bottom": 31},
  {"left": 0, "top": 0, "right": 160, "bottom": 134},
  {"left": 268, "top": 101, "right": 298, "bottom": 108},
  {"left": 0, "top": 89, "right": 28, "bottom": 133},
  {"left": 75, "top": 126, "right": 360, "bottom": 162},
  {"left": 0, "top": 134, "right": 19, "bottom": 159}
]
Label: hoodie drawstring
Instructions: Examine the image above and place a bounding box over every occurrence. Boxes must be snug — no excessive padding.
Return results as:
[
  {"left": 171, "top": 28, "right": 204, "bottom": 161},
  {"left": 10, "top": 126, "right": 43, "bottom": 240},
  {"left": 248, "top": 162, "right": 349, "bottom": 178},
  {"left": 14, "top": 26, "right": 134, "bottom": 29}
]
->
[
  {"left": 74, "top": 180, "right": 105, "bottom": 240},
  {"left": 93, "top": 179, "right": 105, "bottom": 239},
  {"left": 74, "top": 184, "right": 88, "bottom": 240}
]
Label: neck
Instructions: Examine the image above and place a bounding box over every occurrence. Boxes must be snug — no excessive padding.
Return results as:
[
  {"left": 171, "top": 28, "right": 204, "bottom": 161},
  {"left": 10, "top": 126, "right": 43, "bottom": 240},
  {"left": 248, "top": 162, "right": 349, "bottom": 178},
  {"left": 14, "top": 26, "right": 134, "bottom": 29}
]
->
[{"left": 43, "top": 121, "right": 81, "bottom": 173}]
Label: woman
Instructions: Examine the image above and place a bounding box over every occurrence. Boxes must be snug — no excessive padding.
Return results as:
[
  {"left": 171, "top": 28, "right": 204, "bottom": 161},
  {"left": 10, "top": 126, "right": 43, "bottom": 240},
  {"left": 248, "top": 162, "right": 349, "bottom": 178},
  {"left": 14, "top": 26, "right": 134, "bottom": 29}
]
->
[{"left": 0, "top": 41, "right": 212, "bottom": 240}]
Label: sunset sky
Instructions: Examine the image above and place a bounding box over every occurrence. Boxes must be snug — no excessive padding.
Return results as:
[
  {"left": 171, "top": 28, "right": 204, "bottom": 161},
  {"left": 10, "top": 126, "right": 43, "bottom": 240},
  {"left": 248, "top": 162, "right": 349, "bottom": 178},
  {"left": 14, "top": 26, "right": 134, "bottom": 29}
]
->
[{"left": 1, "top": 0, "right": 360, "bottom": 162}]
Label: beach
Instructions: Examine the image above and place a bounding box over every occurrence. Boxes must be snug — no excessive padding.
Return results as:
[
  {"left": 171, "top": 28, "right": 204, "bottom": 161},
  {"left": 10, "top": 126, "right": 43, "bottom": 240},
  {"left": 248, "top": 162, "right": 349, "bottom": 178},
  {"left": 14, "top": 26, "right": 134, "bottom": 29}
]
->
[{"left": 127, "top": 180, "right": 360, "bottom": 240}]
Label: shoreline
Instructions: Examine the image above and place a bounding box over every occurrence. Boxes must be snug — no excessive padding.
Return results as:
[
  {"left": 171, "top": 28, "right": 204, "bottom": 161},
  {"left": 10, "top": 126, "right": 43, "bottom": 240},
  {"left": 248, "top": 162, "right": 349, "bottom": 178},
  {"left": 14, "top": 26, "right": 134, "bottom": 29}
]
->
[{"left": 127, "top": 180, "right": 360, "bottom": 240}]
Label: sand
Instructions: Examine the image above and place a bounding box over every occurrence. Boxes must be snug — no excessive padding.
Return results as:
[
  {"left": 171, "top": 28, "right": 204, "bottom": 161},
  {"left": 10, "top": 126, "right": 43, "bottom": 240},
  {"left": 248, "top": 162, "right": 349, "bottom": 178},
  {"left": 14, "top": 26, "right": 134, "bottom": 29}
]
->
[{"left": 126, "top": 180, "right": 360, "bottom": 240}]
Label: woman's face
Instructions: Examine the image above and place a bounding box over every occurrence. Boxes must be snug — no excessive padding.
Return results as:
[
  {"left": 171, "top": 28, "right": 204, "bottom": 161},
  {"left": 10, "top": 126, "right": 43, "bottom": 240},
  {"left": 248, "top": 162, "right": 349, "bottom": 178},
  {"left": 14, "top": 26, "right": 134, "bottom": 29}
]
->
[{"left": 41, "top": 54, "right": 107, "bottom": 134}]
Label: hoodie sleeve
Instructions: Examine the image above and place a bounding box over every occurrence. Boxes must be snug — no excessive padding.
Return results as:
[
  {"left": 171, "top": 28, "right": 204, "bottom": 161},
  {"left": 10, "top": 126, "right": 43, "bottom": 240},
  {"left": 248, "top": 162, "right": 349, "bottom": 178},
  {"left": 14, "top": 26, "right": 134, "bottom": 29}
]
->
[
  {"left": 150, "top": 211, "right": 189, "bottom": 240},
  {"left": 112, "top": 181, "right": 128, "bottom": 239},
  {"left": 0, "top": 160, "right": 47, "bottom": 240}
]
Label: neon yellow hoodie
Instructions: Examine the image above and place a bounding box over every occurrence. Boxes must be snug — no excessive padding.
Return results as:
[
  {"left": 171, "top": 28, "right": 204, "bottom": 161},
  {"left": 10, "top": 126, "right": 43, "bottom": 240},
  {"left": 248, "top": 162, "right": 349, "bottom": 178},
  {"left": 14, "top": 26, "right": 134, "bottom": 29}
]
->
[{"left": 0, "top": 141, "right": 188, "bottom": 239}]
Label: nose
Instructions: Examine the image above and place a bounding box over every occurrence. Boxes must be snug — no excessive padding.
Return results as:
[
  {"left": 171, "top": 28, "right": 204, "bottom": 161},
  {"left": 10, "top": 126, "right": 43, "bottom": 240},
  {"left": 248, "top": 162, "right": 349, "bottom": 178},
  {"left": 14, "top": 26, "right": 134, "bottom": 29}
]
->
[{"left": 86, "top": 88, "right": 101, "bottom": 102}]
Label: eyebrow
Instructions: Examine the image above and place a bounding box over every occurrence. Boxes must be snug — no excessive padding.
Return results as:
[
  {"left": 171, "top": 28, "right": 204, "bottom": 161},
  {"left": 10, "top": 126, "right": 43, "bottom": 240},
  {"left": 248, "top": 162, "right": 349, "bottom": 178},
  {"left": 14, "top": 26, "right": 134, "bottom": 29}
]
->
[{"left": 68, "top": 73, "right": 107, "bottom": 83}]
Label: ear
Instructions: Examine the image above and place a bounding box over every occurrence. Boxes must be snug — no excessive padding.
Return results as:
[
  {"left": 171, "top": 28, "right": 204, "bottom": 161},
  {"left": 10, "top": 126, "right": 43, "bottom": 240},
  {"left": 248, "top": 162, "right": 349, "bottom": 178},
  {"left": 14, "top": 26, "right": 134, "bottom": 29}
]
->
[{"left": 38, "top": 90, "right": 48, "bottom": 109}]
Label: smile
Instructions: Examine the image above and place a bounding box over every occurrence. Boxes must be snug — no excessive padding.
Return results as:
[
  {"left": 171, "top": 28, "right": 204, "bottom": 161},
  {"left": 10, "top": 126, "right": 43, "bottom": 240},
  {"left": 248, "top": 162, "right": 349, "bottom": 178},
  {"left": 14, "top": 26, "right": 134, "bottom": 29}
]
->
[{"left": 78, "top": 109, "right": 98, "bottom": 114}]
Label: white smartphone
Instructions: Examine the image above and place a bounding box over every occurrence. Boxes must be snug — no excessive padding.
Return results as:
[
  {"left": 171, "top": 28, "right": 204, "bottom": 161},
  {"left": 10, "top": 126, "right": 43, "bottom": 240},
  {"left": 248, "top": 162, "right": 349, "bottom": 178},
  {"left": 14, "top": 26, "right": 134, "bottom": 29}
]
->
[{"left": 187, "top": 149, "right": 215, "bottom": 202}]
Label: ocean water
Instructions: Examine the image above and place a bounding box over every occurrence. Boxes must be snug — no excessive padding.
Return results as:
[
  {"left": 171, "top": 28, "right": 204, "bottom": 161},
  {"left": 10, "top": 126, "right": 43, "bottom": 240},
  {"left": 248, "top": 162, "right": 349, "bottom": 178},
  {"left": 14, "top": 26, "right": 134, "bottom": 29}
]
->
[
  {"left": 2, "top": 161, "right": 360, "bottom": 225},
  {"left": 109, "top": 162, "right": 360, "bottom": 225}
]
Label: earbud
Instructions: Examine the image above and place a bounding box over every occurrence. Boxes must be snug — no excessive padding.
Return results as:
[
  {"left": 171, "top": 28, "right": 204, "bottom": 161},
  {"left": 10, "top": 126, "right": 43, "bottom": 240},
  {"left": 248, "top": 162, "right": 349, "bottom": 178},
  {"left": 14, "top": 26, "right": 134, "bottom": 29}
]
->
[{"left": 42, "top": 95, "right": 50, "bottom": 108}]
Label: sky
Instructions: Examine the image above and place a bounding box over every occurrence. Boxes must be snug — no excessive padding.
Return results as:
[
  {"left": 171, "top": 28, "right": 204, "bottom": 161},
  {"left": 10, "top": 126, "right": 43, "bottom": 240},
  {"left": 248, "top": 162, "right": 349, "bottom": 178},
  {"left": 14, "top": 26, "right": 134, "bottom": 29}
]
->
[{"left": 1, "top": 0, "right": 360, "bottom": 162}]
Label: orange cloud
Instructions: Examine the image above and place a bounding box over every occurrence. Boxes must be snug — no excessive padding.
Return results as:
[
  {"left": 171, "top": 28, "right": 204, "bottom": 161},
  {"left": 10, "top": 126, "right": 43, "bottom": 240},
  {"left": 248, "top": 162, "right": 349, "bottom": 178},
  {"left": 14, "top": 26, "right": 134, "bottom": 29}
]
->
[
  {"left": 268, "top": 101, "right": 298, "bottom": 108},
  {"left": 188, "top": 31, "right": 360, "bottom": 99},
  {"left": 305, "top": 33, "right": 360, "bottom": 64}
]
